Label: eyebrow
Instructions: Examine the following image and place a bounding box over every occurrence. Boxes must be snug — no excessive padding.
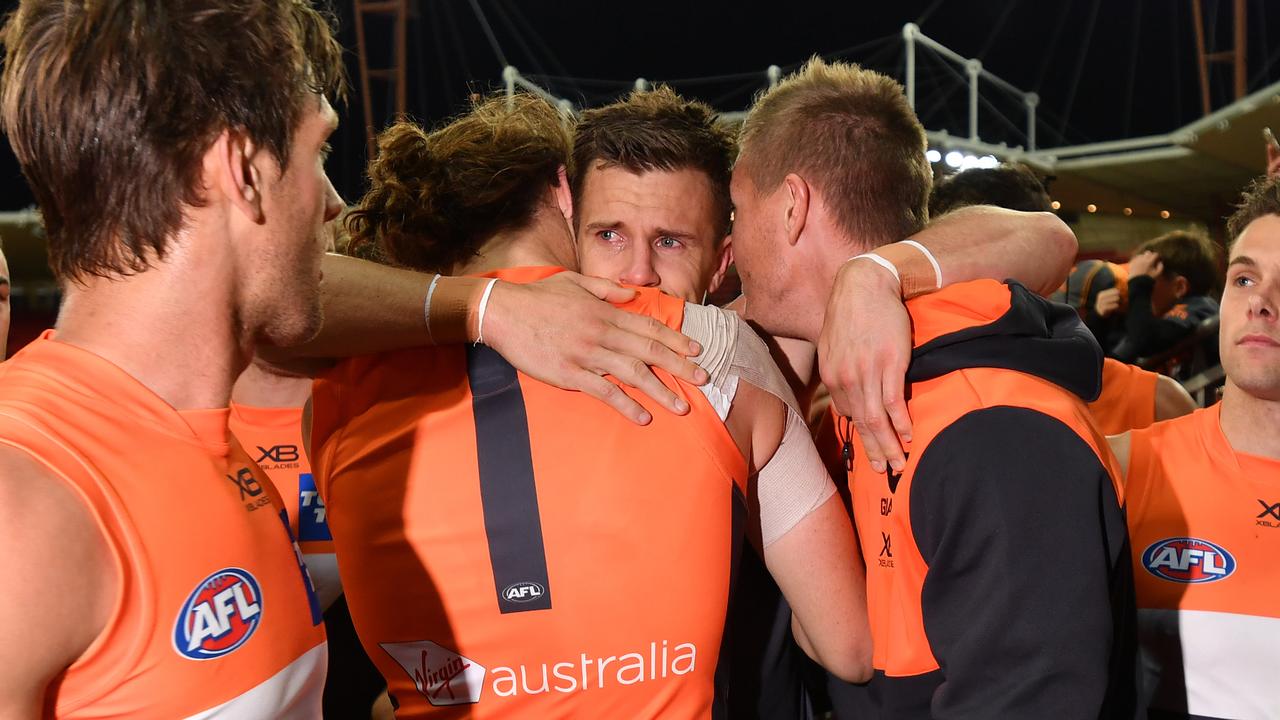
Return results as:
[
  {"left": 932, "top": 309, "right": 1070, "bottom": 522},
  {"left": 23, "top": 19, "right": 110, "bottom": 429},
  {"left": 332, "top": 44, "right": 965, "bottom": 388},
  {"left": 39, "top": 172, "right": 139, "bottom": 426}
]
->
[
  {"left": 1227, "top": 255, "right": 1258, "bottom": 269},
  {"left": 583, "top": 220, "right": 623, "bottom": 234},
  {"left": 653, "top": 227, "right": 698, "bottom": 241}
]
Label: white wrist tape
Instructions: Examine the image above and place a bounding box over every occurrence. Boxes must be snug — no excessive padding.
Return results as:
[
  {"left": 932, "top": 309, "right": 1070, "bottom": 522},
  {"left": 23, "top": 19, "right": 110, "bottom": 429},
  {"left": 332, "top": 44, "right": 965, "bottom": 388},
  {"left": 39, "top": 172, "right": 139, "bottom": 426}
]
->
[
  {"left": 474, "top": 278, "right": 498, "bottom": 346},
  {"left": 851, "top": 253, "right": 901, "bottom": 288},
  {"left": 423, "top": 273, "right": 442, "bottom": 344},
  {"left": 901, "top": 239, "right": 943, "bottom": 289}
]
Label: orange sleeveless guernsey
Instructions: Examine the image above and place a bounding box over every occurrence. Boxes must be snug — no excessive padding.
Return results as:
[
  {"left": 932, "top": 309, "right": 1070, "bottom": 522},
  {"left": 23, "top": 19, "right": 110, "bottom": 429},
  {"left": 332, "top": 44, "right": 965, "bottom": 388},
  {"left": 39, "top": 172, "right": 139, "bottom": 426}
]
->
[
  {"left": 829, "top": 280, "right": 1136, "bottom": 719},
  {"left": 0, "top": 333, "right": 326, "bottom": 718},
  {"left": 312, "top": 267, "right": 748, "bottom": 719},
  {"left": 229, "top": 405, "right": 332, "bottom": 555},
  {"left": 1126, "top": 404, "right": 1280, "bottom": 719},
  {"left": 1088, "top": 358, "right": 1159, "bottom": 435}
]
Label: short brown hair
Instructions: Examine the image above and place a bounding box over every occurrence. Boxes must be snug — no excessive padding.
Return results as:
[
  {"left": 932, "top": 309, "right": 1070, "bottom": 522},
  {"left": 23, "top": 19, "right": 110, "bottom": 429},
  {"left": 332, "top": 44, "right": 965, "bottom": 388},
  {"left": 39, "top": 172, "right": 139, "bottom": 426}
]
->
[
  {"left": 571, "top": 86, "right": 735, "bottom": 240},
  {"left": 739, "top": 57, "right": 931, "bottom": 250},
  {"left": 346, "top": 93, "right": 571, "bottom": 273},
  {"left": 929, "top": 163, "right": 1052, "bottom": 216},
  {"left": 1227, "top": 174, "right": 1280, "bottom": 243},
  {"left": 1138, "top": 229, "right": 1219, "bottom": 297},
  {"left": 1, "top": 0, "right": 345, "bottom": 281}
]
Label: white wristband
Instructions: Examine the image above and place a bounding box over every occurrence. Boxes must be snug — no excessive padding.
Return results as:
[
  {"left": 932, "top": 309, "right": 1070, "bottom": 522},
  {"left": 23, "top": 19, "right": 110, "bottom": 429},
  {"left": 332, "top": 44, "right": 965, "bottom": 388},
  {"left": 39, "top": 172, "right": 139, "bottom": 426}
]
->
[
  {"left": 901, "top": 239, "right": 943, "bottom": 290},
  {"left": 851, "top": 253, "right": 901, "bottom": 288},
  {"left": 475, "top": 278, "right": 499, "bottom": 346},
  {"left": 423, "top": 274, "right": 442, "bottom": 345}
]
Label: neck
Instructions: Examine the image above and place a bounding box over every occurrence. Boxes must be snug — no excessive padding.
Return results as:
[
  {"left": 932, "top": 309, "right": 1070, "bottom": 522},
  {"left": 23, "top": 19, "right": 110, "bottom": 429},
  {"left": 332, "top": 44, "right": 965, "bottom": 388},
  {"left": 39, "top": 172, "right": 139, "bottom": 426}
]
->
[
  {"left": 453, "top": 205, "right": 578, "bottom": 276},
  {"left": 1218, "top": 383, "right": 1280, "bottom": 459},
  {"left": 53, "top": 232, "right": 250, "bottom": 411},
  {"left": 231, "top": 360, "right": 314, "bottom": 408}
]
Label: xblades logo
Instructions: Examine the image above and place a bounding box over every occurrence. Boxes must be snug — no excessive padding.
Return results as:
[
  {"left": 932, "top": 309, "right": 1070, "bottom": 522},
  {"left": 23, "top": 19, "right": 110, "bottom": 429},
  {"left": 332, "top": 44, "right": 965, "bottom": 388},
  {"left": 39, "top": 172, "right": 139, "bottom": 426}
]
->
[
  {"left": 227, "top": 468, "right": 262, "bottom": 501},
  {"left": 256, "top": 445, "right": 299, "bottom": 464},
  {"left": 1257, "top": 499, "right": 1280, "bottom": 528}
]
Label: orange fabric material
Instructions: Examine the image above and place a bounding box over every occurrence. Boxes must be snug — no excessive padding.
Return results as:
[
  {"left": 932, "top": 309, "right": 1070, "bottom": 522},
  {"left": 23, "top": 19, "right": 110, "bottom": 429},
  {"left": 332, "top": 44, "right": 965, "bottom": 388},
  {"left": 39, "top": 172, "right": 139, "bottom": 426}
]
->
[
  {"left": 1111, "top": 262, "right": 1131, "bottom": 309},
  {"left": 229, "top": 404, "right": 333, "bottom": 554},
  {"left": 1126, "top": 405, "right": 1280, "bottom": 619},
  {"left": 312, "top": 267, "right": 747, "bottom": 719},
  {"left": 839, "top": 282, "right": 1122, "bottom": 679},
  {"left": 1088, "top": 359, "right": 1159, "bottom": 435},
  {"left": 907, "top": 279, "right": 1013, "bottom": 348},
  {"left": 0, "top": 333, "right": 325, "bottom": 718}
]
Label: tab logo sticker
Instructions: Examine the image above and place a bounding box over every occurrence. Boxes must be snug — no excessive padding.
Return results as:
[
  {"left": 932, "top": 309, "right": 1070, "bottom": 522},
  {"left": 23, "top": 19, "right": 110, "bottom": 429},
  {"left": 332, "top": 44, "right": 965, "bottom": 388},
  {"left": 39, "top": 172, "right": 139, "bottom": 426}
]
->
[
  {"left": 173, "top": 568, "right": 263, "bottom": 660},
  {"left": 381, "top": 640, "right": 486, "bottom": 706},
  {"left": 1142, "top": 537, "right": 1236, "bottom": 584}
]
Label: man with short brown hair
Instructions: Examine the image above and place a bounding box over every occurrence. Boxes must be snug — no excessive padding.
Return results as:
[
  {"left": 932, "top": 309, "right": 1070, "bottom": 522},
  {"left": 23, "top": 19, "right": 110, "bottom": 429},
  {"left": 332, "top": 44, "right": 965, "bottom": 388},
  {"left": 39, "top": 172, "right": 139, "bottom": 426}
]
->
[
  {"left": 730, "top": 57, "right": 1137, "bottom": 719},
  {"left": 0, "top": 0, "right": 345, "bottom": 715},
  {"left": 571, "top": 86, "right": 736, "bottom": 302}
]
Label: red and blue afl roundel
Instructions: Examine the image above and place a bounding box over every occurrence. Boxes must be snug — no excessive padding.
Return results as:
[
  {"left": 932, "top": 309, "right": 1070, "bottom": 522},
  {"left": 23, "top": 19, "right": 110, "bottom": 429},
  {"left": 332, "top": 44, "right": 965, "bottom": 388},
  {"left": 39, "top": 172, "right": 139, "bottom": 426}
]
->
[
  {"left": 1142, "top": 537, "right": 1236, "bottom": 584},
  {"left": 173, "top": 568, "right": 263, "bottom": 660}
]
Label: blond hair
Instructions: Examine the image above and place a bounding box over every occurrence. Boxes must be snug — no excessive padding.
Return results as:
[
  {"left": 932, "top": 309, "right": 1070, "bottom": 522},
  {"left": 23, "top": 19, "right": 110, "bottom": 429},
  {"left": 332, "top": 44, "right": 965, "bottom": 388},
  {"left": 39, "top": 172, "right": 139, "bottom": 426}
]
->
[{"left": 739, "top": 57, "right": 931, "bottom": 250}]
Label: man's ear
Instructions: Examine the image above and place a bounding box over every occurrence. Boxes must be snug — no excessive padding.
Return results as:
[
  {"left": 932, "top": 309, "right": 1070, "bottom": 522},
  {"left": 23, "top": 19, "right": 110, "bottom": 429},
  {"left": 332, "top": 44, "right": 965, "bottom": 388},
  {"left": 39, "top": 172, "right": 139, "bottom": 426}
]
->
[
  {"left": 782, "top": 173, "right": 810, "bottom": 247},
  {"left": 707, "top": 236, "right": 734, "bottom": 298},
  {"left": 1172, "top": 274, "right": 1190, "bottom": 299},
  {"left": 209, "top": 129, "right": 265, "bottom": 224},
  {"left": 554, "top": 165, "right": 574, "bottom": 227}
]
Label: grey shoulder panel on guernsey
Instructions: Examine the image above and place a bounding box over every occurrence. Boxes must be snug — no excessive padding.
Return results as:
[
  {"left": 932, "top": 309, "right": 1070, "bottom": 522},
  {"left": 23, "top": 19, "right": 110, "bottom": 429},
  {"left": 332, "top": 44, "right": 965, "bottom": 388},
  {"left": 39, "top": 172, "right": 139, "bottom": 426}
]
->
[{"left": 680, "top": 303, "right": 835, "bottom": 548}]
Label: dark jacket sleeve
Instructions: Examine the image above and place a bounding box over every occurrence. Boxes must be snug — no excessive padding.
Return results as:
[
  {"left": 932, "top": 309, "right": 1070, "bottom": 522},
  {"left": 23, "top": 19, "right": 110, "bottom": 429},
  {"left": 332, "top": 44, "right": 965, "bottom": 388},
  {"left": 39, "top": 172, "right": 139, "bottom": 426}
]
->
[
  {"left": 910, "top": 406, "right": 1134, "bottom": 720},
  {"left": 1115, "top": 275, "right": 1196, "bottom": 360}
]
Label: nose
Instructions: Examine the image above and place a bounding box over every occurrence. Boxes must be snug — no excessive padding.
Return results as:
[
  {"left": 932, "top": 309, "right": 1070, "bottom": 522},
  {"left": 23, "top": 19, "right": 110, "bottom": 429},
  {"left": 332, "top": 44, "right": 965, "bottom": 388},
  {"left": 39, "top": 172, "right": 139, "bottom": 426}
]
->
[
  {"left": 1248, "top": 288, "right": 1275, "bottom": 320},
  {"left": 618, "top": 243, "right": 660, "bottom": 288},
  {"left": 323, "top": 175, "right": 343, "bottom": 224}
]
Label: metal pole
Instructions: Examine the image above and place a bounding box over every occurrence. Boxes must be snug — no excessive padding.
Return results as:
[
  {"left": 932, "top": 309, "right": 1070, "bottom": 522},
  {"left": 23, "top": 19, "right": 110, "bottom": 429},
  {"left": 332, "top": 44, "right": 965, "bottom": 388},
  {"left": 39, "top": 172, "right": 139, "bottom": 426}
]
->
[
  {"left": 1192, "top": 0, "right": 1212, "bottom": 115},
  {"left": 1234, "top": 0, "right": 1247, "bottom": 100},
  {"left": 966, "top": 59, "right": 981, "bottom": 141},
  {"left": 503, "top": 66, "right": 517, "bottom": 109},
  {"left": 903, "top": 23, "right": 918, "bottom": 110},
  {"left": 1025, "top": 92, "right": 1039, "bottom": 151}
]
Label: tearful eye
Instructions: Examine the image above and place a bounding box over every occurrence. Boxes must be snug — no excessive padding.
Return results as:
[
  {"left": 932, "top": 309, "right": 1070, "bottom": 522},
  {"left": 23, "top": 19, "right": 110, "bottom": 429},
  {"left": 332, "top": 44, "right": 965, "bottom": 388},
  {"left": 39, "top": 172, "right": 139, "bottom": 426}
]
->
[
  {"left": 600, "top": 230, "right": 618, "bottom": 242},
  {"left": 657, "top": 237, "right": 682, "bottom": 249}
]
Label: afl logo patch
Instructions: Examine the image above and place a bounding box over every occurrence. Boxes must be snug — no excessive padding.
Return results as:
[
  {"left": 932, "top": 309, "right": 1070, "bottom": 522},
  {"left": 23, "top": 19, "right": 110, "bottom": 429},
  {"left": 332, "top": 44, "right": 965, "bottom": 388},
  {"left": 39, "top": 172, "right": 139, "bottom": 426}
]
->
[
  {"left": 1142, "top": 537, "right": 1236, "bottom": 584},
  {"left": 173, "top": 568, "right": 263, "bottom": 660},
  {"left": 502, "top": 581, "right": 545, "bottom": 603}
]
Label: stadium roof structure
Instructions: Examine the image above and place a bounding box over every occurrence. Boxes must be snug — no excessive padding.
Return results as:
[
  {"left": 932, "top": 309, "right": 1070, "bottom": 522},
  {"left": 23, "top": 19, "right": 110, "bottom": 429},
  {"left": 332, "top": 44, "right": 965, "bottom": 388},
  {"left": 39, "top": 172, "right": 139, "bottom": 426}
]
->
[{"left": 1021, "top": 79, "right": 1280, "bottom": 223}]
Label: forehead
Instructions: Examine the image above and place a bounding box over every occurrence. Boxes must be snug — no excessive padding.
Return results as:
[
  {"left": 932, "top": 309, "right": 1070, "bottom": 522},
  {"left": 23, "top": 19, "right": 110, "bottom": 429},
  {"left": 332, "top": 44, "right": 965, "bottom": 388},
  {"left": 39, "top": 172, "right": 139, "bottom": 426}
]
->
[
  {"left": 1233, "top": 213, "right": 1280, "bottom": 260},
  {"left": 580, "top": 164, "right": 719, "bottom": 229}
]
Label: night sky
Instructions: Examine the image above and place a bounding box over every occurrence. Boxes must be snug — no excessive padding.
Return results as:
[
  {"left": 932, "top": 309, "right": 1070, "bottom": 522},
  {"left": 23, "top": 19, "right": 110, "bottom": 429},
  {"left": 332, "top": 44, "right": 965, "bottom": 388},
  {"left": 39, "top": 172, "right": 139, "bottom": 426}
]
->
[{"left": 0, "top": 0, "right": 1277, "bottom": 207}]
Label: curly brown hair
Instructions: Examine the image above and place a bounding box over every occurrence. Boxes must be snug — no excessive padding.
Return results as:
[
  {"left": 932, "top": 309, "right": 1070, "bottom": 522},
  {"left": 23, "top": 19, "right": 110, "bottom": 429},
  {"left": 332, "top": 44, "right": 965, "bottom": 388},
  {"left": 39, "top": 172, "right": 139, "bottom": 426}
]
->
[
  {"left": 1228, "top": 174, "right": 1280, "bottom": 245},
  {"left": 346, "top": 93, "right": 572, "bottom": 273},
  {"left": 1, "top": 0, "right": 346, "bottom": 281}
]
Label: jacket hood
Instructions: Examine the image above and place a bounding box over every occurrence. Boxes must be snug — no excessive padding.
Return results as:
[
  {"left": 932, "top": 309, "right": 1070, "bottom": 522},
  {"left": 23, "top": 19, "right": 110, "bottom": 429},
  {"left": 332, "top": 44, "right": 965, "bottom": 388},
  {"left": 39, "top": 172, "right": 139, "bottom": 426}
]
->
[{"left": 905, "top": 279, "right": 1103, "bottom": 402}]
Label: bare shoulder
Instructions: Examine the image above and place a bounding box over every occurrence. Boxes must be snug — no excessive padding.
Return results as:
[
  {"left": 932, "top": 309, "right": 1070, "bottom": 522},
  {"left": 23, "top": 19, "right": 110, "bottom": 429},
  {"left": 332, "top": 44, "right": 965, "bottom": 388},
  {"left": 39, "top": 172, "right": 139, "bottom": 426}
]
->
[{"left": 0, "top": 445, "right": 116, "bottom": 710}]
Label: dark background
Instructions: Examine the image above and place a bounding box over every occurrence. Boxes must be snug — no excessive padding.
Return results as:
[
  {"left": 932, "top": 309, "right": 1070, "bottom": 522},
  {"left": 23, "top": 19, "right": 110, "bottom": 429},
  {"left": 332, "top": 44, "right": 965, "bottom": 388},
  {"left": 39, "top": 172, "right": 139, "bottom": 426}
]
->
[{"left": 0, "top": 0, "right": 1277, "bottom": 206}]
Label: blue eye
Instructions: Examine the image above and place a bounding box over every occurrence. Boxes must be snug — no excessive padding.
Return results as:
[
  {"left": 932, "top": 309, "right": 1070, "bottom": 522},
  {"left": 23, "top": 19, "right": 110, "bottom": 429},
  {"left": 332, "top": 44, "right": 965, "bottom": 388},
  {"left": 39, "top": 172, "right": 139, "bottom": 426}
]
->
[
  {"left": 657, "top": 237, "right": 682, "bottom": 249},
  {"left": 600, "top": 230, "right": 618, "bottom": 241}
]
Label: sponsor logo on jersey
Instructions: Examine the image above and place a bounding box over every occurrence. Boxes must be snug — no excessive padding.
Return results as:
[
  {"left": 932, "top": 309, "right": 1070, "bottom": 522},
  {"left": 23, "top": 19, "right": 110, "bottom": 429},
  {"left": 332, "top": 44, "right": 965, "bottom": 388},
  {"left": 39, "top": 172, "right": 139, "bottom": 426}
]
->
[
  {"left": 502, "top": 581, "right": 545, "bottom": 603},
  {"left": 297, "top": 473, "right": 332, "bottom": 542},
  {"left": 173, "top": 568, "right": 263, "bottom": 660},
  {"left": 1257, "top": 499, "right": 1280, "bottom": 529},
  {"left": 382, "top": 640, "right": 487, "bottom": 706},
  {"left": 381, "top": 639, "right": 699, "bottom": 704},
  {"left": 1142, "top": 537, "right": 1236, "bottom": 584}
]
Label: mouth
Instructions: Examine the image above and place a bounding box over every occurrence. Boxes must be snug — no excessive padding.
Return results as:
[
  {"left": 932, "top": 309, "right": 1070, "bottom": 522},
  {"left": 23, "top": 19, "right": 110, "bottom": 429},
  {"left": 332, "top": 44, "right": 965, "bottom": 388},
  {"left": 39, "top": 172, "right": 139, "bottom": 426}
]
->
[{"left": 1238, "top": 333, "right": 1280, "bottom": 348}]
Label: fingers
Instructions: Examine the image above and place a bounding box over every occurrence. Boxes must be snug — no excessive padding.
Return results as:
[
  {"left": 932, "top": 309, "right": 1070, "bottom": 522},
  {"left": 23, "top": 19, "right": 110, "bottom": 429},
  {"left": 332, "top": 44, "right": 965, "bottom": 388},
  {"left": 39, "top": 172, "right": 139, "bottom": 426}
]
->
[
  {"left": 881, "top": 367, "right": 913, "bottom": 449},
  {"left": 612, "top": 310, "right": 704, "bottom": 365},
  {"left": 562, "top": 272, "right": 636, "bottom": 303},
  {"left": 590, "top": 348, "right": 690, "bottom": 417},
  {"left": 571, "top": 370, "right": 653, "bottom": 425}
]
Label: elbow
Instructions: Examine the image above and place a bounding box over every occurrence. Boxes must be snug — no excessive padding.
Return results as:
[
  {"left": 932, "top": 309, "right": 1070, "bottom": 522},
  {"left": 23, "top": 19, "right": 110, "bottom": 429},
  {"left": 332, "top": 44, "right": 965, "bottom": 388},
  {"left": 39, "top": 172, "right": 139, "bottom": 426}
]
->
[
  {"left": 1036, "top": 211, "right": 1079, "bottom": 294},
  {"left": 810, "top": 634, "right": 873, "bottom": 684}
]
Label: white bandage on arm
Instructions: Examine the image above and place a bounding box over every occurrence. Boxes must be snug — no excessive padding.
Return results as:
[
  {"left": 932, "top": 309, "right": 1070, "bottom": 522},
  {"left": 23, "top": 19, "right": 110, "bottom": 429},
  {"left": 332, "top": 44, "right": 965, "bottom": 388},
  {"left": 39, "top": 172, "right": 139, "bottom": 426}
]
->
[
  {"left": 681, "top": 303, "right": 837, "bottom": 547},
  {"left": 759, "top": 407, "right": 838, "bottom": 547}
]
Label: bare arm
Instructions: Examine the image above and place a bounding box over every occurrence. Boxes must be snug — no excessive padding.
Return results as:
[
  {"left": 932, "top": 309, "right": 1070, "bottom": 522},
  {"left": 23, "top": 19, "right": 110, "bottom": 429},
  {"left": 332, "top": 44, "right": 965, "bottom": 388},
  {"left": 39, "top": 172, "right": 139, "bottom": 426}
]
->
[
  {"left": 276, "top": 254, "right": 707, "bottom": 425},
  {"left": 0, "top": 448, "right": 115, "bottom": 716},
  {"left": 819, "top": 206, "right": 1078, "bottom": 473},
  {"left": 1154, "top": 375, "right": 1197, "bottom": 422}
]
